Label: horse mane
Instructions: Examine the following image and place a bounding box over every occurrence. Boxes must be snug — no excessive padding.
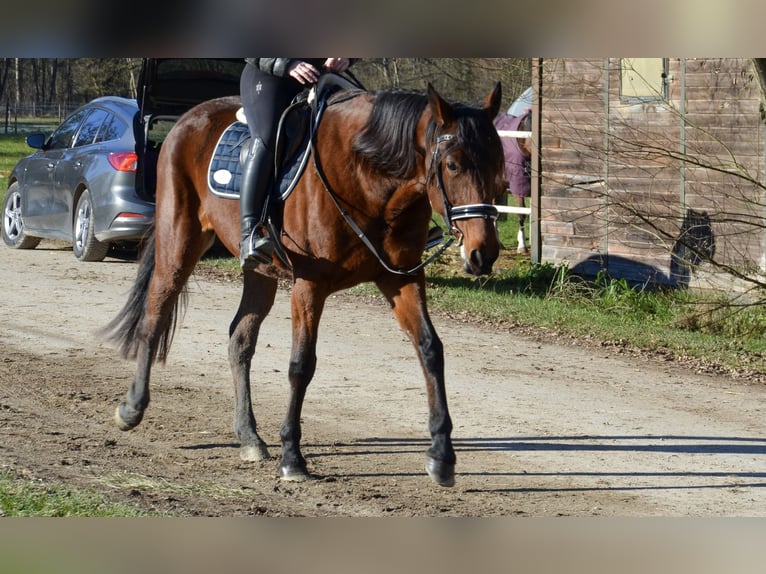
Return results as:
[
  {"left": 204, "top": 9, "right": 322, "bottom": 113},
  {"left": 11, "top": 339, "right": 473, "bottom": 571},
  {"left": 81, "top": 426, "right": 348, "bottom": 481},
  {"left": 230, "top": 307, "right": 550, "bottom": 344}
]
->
[
  {"left": 352, "top": 88, "right": 505, "bottom": 184},
  {"left": 352, "top": 89, "right": 429, "bottom": 179}
]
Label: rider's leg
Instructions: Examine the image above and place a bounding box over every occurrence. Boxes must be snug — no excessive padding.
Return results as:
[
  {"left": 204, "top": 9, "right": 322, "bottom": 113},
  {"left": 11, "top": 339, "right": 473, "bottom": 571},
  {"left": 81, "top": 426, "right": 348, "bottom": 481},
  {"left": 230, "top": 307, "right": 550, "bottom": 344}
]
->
[
  {"left": 239, "top": 137, "right": 275, "bottom": 270},
  {"left": 239, "top": 63, "right": 302, "bottom": 270}
]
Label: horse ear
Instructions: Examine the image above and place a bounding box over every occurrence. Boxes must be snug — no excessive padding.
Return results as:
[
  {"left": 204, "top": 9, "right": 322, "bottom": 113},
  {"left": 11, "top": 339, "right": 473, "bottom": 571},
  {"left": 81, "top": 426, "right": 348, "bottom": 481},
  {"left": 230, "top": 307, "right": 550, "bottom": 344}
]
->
[
  {"left": 427, "top": 83, "right": 454, "bottom": 127},
  {"left": 483, "top": 82, "right": 502, "bottom": 119}
]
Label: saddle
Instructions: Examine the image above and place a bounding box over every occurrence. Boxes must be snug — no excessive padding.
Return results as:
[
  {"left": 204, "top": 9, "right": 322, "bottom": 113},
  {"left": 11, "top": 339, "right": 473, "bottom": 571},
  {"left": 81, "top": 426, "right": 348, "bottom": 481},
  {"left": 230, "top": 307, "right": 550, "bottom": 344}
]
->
[{"left": 207, "top": 74, "right": 363, "bottom": 206}]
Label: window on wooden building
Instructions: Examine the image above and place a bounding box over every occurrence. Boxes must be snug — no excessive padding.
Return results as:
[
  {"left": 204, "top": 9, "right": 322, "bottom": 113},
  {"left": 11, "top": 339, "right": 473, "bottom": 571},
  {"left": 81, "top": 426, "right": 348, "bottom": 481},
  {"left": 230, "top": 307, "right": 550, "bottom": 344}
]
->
[{"left": 620, "top": 58, "right": 668, "bottom": 101}]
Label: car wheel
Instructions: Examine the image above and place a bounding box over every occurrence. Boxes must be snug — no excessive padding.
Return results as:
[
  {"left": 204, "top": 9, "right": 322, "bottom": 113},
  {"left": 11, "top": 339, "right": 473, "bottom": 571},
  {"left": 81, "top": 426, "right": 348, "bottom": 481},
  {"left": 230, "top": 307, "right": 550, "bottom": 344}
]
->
[
  {"left": 73, "top": 189, "right": 110, "bottom": 262},
  {"left": 2, "top": 182, "right": 42, "bottom": 249}
]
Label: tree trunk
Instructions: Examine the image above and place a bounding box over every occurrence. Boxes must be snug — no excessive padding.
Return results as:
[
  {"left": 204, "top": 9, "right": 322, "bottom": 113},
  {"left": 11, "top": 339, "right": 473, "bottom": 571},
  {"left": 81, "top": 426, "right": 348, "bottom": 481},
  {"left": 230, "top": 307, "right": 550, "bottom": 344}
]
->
[{"left": 14, "top": 58, "right": 20, "bottom": 108}]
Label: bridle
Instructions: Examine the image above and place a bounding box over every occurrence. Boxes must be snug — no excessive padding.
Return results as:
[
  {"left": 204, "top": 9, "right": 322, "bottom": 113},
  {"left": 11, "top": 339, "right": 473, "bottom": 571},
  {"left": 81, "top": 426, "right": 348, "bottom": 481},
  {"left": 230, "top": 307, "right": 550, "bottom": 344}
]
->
[{"left": 427, "top": 131, "right": 499, "bottom": 248}]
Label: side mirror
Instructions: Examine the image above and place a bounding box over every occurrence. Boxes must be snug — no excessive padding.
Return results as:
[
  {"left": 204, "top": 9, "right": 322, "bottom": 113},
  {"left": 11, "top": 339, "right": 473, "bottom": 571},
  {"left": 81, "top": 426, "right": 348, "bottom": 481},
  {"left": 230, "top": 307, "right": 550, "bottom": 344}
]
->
[{"left": 25, "top": 133, "right": 46, "bottom": 149}]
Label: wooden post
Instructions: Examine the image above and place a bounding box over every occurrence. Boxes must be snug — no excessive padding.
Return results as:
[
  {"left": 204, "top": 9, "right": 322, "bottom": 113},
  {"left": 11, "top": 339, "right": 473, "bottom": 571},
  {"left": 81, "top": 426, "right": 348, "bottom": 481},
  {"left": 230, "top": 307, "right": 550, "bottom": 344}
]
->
[{"left": 530, "top": 59, "right": 542, "bottom": 264}]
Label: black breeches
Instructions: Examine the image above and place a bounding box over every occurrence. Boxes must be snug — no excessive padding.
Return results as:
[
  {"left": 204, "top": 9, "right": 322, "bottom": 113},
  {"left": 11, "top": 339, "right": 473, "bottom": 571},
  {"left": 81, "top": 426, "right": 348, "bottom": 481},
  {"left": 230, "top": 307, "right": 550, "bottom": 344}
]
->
[{"left": 240, "top": 64, "right": 303, "bottom": 149}]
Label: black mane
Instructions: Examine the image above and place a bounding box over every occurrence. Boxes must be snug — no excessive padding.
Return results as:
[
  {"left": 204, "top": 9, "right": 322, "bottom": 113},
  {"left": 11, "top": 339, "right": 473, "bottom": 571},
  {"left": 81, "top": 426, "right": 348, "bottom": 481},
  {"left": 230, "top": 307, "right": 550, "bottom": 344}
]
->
[
  {"left": 352, "top": 89, "right": 504, "bottom": 185},
  {"left": 352, "top": 90, "right": 428, "bottom": 179}
]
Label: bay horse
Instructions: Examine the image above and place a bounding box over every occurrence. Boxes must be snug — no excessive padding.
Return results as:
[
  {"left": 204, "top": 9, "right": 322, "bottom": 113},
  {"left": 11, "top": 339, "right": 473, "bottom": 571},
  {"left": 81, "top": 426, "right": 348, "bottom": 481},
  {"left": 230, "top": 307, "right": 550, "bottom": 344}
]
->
[{"left": 101, "top": 77, "right": 505, "bottom": 487}]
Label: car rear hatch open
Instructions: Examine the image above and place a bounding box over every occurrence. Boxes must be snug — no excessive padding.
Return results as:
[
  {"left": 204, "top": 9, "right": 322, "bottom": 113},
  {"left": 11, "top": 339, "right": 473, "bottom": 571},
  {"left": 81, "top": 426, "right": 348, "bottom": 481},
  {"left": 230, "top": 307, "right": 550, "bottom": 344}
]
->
[{"left": 135, "top": 58, "right": 245, "bottom": 198}]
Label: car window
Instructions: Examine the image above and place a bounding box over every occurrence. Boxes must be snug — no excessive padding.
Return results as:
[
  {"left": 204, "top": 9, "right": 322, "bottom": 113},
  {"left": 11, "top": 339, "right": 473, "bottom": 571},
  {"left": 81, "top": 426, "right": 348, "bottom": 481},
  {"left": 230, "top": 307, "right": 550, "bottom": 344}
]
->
[
  {"left": 47, "top": 108, "right": 90, "bottom": 150},
  {"left": 74, "top": 108, "right": 109, "bottom": 147},
  {"left": 95, "top": 113, "right": 128, "bottom": 143}
]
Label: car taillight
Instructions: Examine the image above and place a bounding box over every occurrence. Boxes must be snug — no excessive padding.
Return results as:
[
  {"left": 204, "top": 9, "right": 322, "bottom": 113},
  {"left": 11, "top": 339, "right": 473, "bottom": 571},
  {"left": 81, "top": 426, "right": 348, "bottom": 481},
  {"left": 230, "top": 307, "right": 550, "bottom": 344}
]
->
[{"left": 108, "top": 152, "right": 138, "bottom": 172}]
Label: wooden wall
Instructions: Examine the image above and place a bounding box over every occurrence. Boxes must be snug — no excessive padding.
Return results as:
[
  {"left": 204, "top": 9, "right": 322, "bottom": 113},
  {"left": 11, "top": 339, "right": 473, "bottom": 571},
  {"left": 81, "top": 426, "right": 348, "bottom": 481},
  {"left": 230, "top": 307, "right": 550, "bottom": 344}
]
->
[{"left": 535, "top": 58, "right": 765, "bottom": 286}]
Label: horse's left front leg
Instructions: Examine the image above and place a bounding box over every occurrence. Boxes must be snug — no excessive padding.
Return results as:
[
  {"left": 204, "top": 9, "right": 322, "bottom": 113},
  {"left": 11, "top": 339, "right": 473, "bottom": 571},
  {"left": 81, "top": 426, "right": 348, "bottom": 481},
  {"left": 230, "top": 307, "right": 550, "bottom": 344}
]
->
[
  {"left": 278, "top": 279, "right": 325, "bottom": 481},
  {"left": 377, "top": 275, "right": 455, "bottom": 487}
]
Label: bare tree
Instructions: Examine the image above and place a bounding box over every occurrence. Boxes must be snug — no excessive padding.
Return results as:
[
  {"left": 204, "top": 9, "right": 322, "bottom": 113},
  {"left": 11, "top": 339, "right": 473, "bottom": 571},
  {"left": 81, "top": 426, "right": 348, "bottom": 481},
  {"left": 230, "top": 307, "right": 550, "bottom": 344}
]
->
[
  {"left": 3, "top": 58, "right": 527, "bottom": 115},
  {"left": 352, "top": 58, "right": 531, "bottom": 109}
]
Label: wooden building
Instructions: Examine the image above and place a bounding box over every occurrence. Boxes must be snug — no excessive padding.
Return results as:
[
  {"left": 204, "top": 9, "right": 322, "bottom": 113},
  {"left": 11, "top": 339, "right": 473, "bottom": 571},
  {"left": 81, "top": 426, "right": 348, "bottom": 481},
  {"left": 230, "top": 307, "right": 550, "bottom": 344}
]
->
[{"left": 528, "top": 58, "right": 766, "bottom": 289}]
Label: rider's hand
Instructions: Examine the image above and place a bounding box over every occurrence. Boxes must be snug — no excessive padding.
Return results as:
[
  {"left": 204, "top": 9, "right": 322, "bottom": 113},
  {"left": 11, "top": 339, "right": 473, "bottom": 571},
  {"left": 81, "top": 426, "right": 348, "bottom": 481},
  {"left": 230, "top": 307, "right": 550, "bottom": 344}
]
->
[
  {"left": 288, "top": 60, "right": 321, "bottom": 84},
  {"left": 323, "top": 58, "right": 351, "bottom": 73}
]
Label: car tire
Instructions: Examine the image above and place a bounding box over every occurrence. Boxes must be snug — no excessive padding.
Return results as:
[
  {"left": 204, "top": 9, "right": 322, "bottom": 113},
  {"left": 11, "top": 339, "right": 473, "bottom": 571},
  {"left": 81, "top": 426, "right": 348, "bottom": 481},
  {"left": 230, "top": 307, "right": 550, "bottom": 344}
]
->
[
  {"left": 2, "top": 182, "right": 42, "bottom": 250},
  {"left": 73, "top": 189, "right": 110, "bottom": 262}
]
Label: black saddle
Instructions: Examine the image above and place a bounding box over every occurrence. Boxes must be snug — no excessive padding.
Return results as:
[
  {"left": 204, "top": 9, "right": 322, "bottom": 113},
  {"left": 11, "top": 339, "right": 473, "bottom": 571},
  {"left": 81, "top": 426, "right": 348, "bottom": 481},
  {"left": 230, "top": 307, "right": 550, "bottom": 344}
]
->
[{"left": 207, "top": 74, "right": 363, "bottom": 203}]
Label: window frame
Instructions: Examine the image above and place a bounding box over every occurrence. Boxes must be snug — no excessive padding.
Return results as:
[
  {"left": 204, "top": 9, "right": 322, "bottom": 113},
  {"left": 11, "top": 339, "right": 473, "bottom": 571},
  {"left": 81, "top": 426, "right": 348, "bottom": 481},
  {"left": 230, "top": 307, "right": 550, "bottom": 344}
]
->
[
  {"left": 94, "top": 112, "right": 128, "bottom": 144},
  {"left": 74, "top": 108, "right": 110, "bottom": 148},
  {"left": 619, "top": 58, "right": 669, "bottom": 103}
]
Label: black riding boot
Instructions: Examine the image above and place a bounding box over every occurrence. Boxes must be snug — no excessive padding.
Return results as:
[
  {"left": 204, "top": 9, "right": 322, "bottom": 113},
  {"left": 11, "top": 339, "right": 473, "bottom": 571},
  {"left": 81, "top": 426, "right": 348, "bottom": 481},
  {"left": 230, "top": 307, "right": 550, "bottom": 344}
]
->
[{"left": 239, "top": 137, "right": 275, "bottom": 270}]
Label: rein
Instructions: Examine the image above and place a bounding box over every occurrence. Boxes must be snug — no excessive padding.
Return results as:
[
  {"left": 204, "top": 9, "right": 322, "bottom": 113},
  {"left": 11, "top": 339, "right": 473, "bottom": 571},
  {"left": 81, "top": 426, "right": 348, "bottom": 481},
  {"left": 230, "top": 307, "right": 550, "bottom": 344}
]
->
[{"left": 311, "top": 96, "right": 496, "bottom": 277}]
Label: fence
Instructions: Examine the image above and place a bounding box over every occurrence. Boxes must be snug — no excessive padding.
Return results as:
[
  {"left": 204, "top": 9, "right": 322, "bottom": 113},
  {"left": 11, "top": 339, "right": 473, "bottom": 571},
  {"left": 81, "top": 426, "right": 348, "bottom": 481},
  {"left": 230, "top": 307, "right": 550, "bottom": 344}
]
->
[
  {"left": 3, "top": 102, "right": 78, "bottom": 135},
  {"left": 496, "top": 127, "right": 533, "bottom": 253}
]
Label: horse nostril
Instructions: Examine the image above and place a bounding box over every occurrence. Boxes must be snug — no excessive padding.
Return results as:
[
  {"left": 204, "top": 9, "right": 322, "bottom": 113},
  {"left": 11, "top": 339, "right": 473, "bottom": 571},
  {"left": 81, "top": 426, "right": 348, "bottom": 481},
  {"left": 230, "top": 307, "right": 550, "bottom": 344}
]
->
[
  {"left": 470, "top": 249, "right": 484, "bottom": 270},
  {"left": 461, "top": 245, "right": 496, "bottom": 276},
  {"left": 462, "top": 249, "right": 486, "bottom": 276}
]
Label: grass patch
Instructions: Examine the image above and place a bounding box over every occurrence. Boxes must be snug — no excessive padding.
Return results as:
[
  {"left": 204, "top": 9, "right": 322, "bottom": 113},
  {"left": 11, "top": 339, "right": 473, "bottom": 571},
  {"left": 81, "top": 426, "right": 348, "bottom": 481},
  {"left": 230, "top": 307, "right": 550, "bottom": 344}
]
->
[
  {"left": 1, "top": 122, "right": 57, "bottom": 184},
  {"left": 423, "top": 258, "right": 766, "bottom": 375},
  {"left": 94, "top": 469, "right": 250, "bottom": 502},
  {"left": 0, "top": 469, "right": 164, "bottom": 517},
  {"left": 0, "top": 134, "right": 31, "bottom": 182}
]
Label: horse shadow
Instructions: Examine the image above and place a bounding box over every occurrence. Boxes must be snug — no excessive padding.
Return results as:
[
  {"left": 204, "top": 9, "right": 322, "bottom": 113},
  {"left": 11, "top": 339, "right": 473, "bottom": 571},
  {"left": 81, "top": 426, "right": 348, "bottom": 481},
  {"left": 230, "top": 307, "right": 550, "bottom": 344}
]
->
[
  {"left": 179, "top": 434, "right": 766, "bottom": 491},
  {"left": 315, "top": 435, "right": 766, "bottom": 490},
  {"left": 569, "top": 208, "right": 716, "bottom": 287},
  {"left": 669, "top": 208, "right": 716, "bottom": 287}
]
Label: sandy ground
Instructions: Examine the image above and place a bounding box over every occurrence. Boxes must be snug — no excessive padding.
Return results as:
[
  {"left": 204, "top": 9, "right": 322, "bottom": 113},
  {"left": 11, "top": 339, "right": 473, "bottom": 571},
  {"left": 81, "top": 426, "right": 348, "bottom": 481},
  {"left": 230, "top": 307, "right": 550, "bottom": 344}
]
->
[{"left": 1, "top": 241, "right": 765, "bottom": 516}]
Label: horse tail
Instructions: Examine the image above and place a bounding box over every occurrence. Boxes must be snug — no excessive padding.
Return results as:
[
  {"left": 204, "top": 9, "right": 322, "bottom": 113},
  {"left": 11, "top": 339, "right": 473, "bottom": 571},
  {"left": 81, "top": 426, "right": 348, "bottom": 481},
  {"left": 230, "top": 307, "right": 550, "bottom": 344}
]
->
[{"left": 98, "top": 228, "right": 187, "bottom": 364}]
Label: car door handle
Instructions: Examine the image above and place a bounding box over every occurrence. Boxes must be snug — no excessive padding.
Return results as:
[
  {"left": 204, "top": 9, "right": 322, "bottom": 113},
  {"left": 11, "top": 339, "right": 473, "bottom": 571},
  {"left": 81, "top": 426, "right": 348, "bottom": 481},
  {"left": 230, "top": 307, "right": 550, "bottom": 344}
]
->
[
  {"left": 74, "top": 161, "right": 82, "bottom": 169},
  {"left": 47, "top": 162, "right": 56, "bottom": 170}
]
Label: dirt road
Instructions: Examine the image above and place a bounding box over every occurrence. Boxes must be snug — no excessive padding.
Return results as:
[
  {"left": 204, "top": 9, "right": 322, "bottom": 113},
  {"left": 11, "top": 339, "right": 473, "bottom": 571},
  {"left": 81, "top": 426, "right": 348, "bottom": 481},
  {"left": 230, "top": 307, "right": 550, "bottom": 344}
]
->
[{"left": 1, "top": 242, "right": 765, "bottom": 516}]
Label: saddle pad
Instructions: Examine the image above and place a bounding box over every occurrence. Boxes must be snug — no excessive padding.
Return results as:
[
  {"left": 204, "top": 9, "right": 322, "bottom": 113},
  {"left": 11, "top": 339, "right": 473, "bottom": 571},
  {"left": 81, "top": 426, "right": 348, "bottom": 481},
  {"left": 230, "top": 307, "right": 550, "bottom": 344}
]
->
[
  {"left": 207, "top": 121, "right": 249, "bottom": 199},
  {"left": 207, "top": 120, "right": 312, "bottom": 201}
]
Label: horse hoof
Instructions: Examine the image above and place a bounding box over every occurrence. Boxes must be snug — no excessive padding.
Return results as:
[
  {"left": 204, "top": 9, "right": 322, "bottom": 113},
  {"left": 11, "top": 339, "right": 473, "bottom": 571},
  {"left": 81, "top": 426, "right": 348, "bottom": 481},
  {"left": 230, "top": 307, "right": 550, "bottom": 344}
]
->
[
  {"left": 426, "top": 457, "right": 456, "bottom": 487},
  {"left": 279, "top": 463, "right": 310, "bottom": 482},
  {"left": 114, "top": 402, "right": 143, "bottom": 431},
  {"left": 240, "top": 443, "right": 271, "bottom": 462}
]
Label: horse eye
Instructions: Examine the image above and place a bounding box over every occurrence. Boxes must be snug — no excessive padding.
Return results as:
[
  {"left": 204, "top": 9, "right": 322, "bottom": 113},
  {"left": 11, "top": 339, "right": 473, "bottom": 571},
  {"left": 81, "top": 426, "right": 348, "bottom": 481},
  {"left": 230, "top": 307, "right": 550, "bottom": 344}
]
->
[{"left": 446, "top": 159, "right": 459, "bottom": 173}]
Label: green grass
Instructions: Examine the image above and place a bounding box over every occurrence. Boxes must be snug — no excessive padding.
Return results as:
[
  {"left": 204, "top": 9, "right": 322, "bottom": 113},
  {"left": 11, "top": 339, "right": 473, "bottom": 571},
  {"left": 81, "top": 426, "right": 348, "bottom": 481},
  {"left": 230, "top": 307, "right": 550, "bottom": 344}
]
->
[
  {"left": 0, "top": 134, "right": 31, "bottom": 183},
  {"left": 1, "top": 119, "right": 58, "bottom": 183},
  {"left": 0, "top": 469, "right": 164, "bottom": 517},
  {"left": 421, "top": 260, "right": 766, "bottom": 374}
]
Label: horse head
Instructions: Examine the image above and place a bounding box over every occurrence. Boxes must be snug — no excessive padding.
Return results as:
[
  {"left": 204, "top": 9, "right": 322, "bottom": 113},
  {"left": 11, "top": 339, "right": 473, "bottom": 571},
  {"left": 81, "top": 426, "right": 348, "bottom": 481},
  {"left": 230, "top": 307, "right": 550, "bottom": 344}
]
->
[{"left": 425, "top": 83, "right": 505, "bottom": 276}]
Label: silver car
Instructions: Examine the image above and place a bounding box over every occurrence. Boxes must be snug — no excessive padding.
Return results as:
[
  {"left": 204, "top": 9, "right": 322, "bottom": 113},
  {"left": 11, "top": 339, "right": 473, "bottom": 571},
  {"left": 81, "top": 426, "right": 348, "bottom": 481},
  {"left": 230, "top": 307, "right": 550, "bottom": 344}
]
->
[{"left": 2, "top": 58, "right": 245, "bottom": 261}]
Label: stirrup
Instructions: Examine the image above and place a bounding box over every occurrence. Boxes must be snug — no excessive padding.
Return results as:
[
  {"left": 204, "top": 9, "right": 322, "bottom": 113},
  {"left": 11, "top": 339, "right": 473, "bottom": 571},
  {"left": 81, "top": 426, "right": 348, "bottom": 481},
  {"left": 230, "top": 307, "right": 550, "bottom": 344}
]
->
[{"left": 240, "top": 229, "right": 275, "bottom": 269}]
